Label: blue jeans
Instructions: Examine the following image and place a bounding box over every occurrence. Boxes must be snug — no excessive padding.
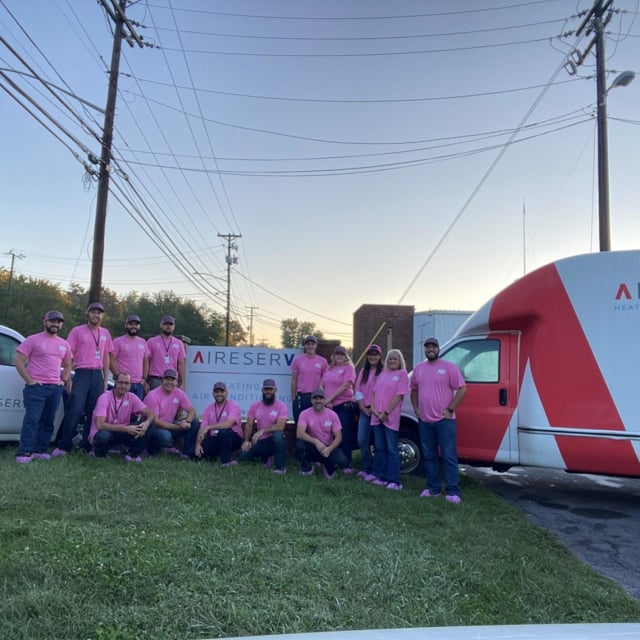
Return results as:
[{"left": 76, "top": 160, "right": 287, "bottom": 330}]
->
[
  {"left": 294, "top": 439, "right": 348, "bottom": 474},
  {"left": 148, "top": 419, "right": 200, "bottom": 457},
  {"left": 372, "top": 425, "right": 400, "bottom": 484},
  {"left": 18, "top": 383, "right": 63, "bottom": 455},
  {"left": 201, "top": 430, "right": 243, "bottom": 463},
  {"left": 58, "top": 368, "right": 104, "bottom": 451},
  {"left": 129, "top": 382, "right": 145, "bottom": 400},
  {"left": 93, "top": 428, "right": 152, "bottom": 457},
  {"left": 418, "top": 418, "right": 460, "bottom": 496},
  {"left": 239, "top": 431, "right": 286, "bottom": 470},
  {"left": 357, "top": 411, "right": 374, "bottom": 474},
  {"left": 333, "top": 401, "right": 357, "bottom": 466},
  {"left": 292, "top": 393, "right": 312, "bottom": 425}
]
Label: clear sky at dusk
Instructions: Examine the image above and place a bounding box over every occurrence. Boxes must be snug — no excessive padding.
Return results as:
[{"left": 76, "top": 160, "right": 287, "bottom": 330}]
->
[{"left": 1, "top": 0, "right": 639, "bottom": 346}]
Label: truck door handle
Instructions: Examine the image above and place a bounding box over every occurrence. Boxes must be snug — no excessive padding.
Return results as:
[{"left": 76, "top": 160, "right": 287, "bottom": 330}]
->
[{"left": 499, "top": 388, "right": 507, "bottom": 406}]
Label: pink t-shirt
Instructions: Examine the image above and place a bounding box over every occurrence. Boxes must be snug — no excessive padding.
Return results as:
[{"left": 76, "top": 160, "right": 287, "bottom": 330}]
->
[
  {"left": 410, "top": 359, "right": 466, "bottom": 422},
  {"left": 322, "top": 363, "right": 355, "bottom": 405},
  {"left": 89, "top": 390, "right": 146, "bottom": 443},
  {"left": 247, "top": 399, "right": 288, "bottom": 440},
  {"left": 291, "top": 354, "right": 328, "bottom": 393},
  {"left": 147, "top": 335, "right": 186, "bottom": 377},
  {"left": 17, "top": 333, "right": 72, "bottom": 384},
  {"left": 370, "top": 369, "right": 410, "bottom": 431},
  {"left": 144, "top": 386, "right": 192, "bottom": 423},
  {"left": 112, "top": 335, "right": 150, "bottom": 383},
  {"left": 298, "top": 406, "right": 342, "bottom": 446},
  {"left": 355, "top": 367, "right": 381, "bottom": 407},
  {"left": 201, "top": 399, "right": 243, "bottom": 438},
  {"left": 67, "top": 324, "right": 113, "bottom": 370}
]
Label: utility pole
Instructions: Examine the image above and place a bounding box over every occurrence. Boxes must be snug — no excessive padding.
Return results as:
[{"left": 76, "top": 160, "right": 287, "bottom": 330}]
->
[
  {"left": 218, "top": 233, "right": 241, "bottom": 346},
  {"left": 566, "top": 0, "right": 614, "bottom": 251},
  {"left": 4, "top": 249, "right": 25, "bottom": 321},
  {"left": 247, "top": 306, "right": 259, "bottom": 347},
  {"left": 89, "top": 1, "right": 144, "bottom": 302}
]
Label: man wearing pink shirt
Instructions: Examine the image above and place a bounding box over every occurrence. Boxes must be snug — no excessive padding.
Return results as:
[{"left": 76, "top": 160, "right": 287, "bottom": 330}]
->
[
  {"left": 147, "top": 315, "right": 186, "bottom": 390},
  {"left": 90, "top": 372, "right": 154, "bottom": 462},
  {"left": 195, "top": 381, "right": 243, "bottom": 466},
  {"left": 410, "top": 337, "right": 467, "bottom": 503},
  {"left": 143, "top": 368, "right": 199, "bottom": 457},
  {"left": 110, "top": 314, "right": 150, "bottom": 399},
  {"left": 53, "top": 302, "right": 113, "bottom": 456},
  {"left": 239, "top": 379, "right": 288, "bottom": 474},
  {"left": 295, "top": 388, "right": 349, "bottom": 479},
  {"left": 290, "top": 335, "right": 328, "bottom": 426},
  {"left": 14, "top": 310, "right": 72, "bottom": 463}
]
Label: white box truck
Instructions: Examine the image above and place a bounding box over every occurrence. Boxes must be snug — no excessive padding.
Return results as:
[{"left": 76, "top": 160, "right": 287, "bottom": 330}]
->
[
  {"left": 413, "top": 310, "right": 472, "bottom": 367},
  {"left": 398, "top": 250, "right": 640, "bottom": 478}
]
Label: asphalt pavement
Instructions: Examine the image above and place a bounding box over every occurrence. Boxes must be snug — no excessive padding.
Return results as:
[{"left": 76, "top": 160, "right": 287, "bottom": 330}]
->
[{"left": 461, "top": 465, "right": 640, "bottom": 600}]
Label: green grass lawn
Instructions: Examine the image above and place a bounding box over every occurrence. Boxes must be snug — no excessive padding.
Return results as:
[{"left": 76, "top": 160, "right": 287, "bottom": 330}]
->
[{"left": 1, "top": 446, "right": 638, "bottom": 640}]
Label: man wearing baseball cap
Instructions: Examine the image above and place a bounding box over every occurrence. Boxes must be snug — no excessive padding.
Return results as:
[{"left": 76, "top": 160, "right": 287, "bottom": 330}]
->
[
  {"left": 195, "top": 381, "right": 243, "bottom": 466},
  {"left": 144, "top": 368, "right": 199, "bottom": 457},
  {"left": 14, "top": 310, "right": 72, "bottom": 463},
  {"left": 290, "top": 334, "right": 328, "bottom": 426},
  {"left": 239, "top": 378, "right": 288, "bottom": 474},
  {"left": 295, "top": 388, "right": 350, "bottom": 479},
  {"left": 147, "top": 315, "right": 186, "bottom": 391},
  {"left": 110, "top": 314, "right": 150, "bottom": 399},
  {"left": 54, "top": 301, "right": 113, "bottom": 456},
  {"left": 410, "top": 337, "right": 467, "bottom": 503}
]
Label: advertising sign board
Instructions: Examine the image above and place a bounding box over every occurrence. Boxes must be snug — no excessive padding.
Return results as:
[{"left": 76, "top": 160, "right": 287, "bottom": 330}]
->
[{"left": 186, "top": 346, "right": 300, "bottom": 416}]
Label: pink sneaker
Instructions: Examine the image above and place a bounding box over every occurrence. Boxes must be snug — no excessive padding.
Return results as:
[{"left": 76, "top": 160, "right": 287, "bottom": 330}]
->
[
  {"left": 445, "top": 495, "right": 462, "bottom": 504},
  {"left": 357, "top": 470, "right": 367, "bottom": 478},
  {"left": 372, "top": 478, "right": 388, "bottom": 487},
  {"left": 386, "top": 482, "right": 403, "bottom": 491},
  {"left": 51, "top": 448, "right": 67, "bottom": 458},
  {"left": 323, "top": 466, "right": 336, "bottom": 480},
  {"left": 342, "top": 467, "right": 354, "bottom": 475},
  {"left": 363, "top": 473, "right": 377, "bottom": 482},
  {"left": 420, "top": 489, "right": 442, "bottom": 498},
  {"left": 163, "top": 447, "right": 181, "bottom": 456},
  {"left": 123, "top": 454, "right": 142, "bottom": 463},
  {"left": 263, "top": 456, "right": 275, "bottom": 469},
  {"left": 32, "top": 453, "right": 51, "bottom": 460},
  {"left": 221, "top": 460, "right": 238, "bottom": 468},
  {"left": 16, "top": 455, "right": 32, "bottom": 464},
  {"left": 299, "top": 467, "right": 314, "bottom": 476}
]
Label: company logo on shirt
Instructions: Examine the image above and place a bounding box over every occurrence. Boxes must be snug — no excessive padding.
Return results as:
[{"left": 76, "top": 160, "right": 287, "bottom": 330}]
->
[
  {"left": 392, "top": 375, "right": 399, "bottom": 381},
  {"left": 437, "top": 368, "right": 446, "bottom": 375},
  {"left": 172, "top": 398, "right": 179, "bottom": 404},
  {"left": 323, "top": 421, "right": 333, "bottom": 427},
  {"left": 314, "top": 363, "right": 322, "bottom": 368},
  {"left": 270, "top": 410, "right": 278, "bottom": 416}
]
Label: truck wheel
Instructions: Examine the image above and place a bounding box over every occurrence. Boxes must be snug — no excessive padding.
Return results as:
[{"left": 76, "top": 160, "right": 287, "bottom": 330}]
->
[{"left": 398, "top": 424, "right": 422, "bottom": 475}]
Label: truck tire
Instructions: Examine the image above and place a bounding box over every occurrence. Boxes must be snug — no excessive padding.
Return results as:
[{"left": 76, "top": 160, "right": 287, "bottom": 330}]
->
[{"left": 398, "top": 422, "right": 422, "bottom": 475}]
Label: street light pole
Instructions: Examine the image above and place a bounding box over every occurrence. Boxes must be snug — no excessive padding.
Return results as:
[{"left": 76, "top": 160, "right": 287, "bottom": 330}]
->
[
  {"left": 594, "top": 5, "right": 611, "bottom": 251},
  {"left": 568, "top": 1, "right": 633, "bottom": 252}
]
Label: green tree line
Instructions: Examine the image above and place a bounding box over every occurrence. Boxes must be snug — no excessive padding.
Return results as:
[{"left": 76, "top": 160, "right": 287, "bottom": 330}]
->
[{"left": 0, "top": 269, "right": 246, "bottom": 346}]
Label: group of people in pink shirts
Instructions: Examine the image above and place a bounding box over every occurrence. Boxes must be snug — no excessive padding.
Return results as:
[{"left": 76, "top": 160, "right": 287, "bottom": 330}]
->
[{"left": 15, "top": 309, "right": 467, "bottom": 501}]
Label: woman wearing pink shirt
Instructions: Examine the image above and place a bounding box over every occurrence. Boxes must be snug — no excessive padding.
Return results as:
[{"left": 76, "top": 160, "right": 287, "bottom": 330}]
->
[
  {"left": 354, "top": 344, "right": 383, "bottom": 479},
  {"left": 369, "top": 348, "right": 409, "bottom": 491},
  {"left": 321, "top": 345, "right": 357, "bottom": 470}
]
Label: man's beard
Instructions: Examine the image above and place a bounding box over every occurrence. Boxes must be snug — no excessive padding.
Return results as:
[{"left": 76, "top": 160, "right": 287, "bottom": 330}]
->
[
  {"left": 127, "top": 328, "right": 139, "bottom": 336},
  {"left": 262, "top": 393, "right": 275, "bottom": 405}
]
